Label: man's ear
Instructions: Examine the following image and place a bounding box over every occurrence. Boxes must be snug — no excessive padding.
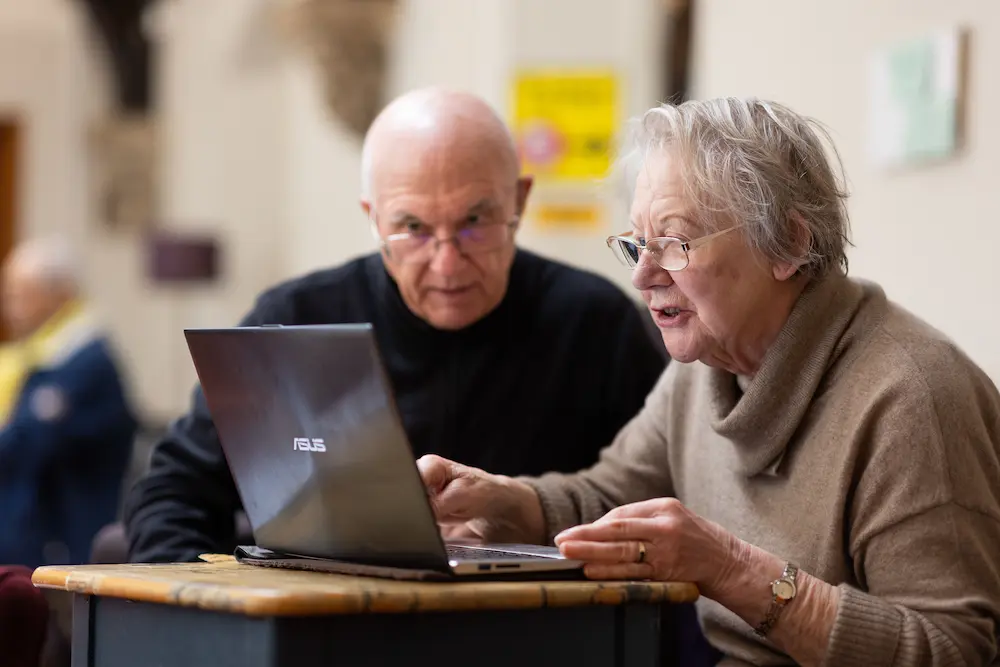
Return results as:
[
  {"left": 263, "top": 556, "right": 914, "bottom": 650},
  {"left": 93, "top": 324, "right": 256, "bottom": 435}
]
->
[
  {"left": 361, "top": 199, "right": 386, "bottom": 257},
  {"left": 515, "top": 176, "right": 533, "bottom": 217},
  {"left": 772, "top": 210, "right": 811, "bottom": 281}
]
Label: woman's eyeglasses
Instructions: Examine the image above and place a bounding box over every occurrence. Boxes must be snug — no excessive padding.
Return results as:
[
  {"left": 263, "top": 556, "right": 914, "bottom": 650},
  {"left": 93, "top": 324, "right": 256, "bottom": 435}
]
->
[{"left": 605, "top": 226, "right": 739, "bottom": 272}]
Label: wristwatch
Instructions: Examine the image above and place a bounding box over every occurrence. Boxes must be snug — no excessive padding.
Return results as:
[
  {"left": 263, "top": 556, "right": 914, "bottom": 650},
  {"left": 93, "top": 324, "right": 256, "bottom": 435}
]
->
[{"left": 753, "top": 562, "right": 798, "bottom": 638}]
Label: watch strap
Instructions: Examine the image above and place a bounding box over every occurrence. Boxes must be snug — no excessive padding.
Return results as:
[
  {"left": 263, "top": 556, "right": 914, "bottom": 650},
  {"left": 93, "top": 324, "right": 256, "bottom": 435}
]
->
[
  {"left": 753, "top": 562, "right": 798, "bottom": 638},
  {"left": 753, "top": 599, "right": 785, "bottom": 637}
]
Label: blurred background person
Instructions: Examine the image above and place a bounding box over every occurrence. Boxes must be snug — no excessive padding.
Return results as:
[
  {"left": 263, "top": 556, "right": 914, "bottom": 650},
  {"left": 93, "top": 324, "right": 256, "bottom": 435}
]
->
[{"left": 0, "top": 236, "right": 137, "bottom": 569}]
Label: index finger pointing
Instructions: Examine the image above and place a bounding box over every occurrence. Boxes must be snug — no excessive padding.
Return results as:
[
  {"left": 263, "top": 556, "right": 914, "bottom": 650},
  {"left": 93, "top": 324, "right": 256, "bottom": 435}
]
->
[{"left": 555, "top": 517, "right": 661, "bottom": 545}]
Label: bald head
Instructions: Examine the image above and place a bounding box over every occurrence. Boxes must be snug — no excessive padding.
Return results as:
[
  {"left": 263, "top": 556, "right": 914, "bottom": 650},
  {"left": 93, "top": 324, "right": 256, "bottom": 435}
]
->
[
  {"left": 360, "top": 88, "right": 519, "bottom": 201},
  {"left": 1, "top": 236, "right": 81, "bottom": 339}
]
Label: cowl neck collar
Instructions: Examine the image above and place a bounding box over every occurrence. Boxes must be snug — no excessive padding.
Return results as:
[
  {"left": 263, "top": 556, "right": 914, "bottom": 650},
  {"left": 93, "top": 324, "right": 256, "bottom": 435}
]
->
[{"left": 706, "top": 272, "right": 872, "bottom": 476}]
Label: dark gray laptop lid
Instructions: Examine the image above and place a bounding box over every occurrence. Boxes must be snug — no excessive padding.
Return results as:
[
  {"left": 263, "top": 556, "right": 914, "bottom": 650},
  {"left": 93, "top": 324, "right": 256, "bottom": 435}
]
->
[{"left": 183, "top": 324, "right": 451, "bottom": 571}]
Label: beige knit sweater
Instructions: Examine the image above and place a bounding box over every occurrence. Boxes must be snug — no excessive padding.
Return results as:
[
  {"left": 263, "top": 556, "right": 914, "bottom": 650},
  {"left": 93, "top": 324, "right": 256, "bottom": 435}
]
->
[{"left": 525, "top": 272, "right": 1000, "bottom": 666}]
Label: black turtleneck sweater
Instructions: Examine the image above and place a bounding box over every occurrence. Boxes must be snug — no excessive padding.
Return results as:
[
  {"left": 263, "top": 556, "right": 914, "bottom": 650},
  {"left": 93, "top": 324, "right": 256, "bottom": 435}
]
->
[{"left": 124, "top": 249, "right": 667, "bottom": 563}]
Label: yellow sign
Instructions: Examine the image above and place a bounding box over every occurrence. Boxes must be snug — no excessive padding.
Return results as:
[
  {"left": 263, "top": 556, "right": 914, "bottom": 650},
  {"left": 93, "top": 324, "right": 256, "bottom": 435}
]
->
[
  {"left": 533, "top": 202, "right": 602, "bottom": 230},
  {"left": 511, "top": 70, "right": 619, "bottom": 182}
]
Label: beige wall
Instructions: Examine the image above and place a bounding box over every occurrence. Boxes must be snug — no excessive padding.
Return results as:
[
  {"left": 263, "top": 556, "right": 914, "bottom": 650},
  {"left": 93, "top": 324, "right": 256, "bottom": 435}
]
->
[
  {"left": 146, "top": 0, "right": 292, "bottom": 418},
  {"left": 0, "top": 0, "right": 298, "bottom": 421},
  {"left": 0, "top": 0, "right": 103, "bottom": 257},
  {"left": 691, "top": 0, "right": 1000, "bottom": 379}
]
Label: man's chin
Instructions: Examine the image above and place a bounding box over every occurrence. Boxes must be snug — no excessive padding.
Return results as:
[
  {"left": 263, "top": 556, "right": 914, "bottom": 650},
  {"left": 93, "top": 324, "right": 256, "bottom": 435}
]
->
[
  {"left": 420, "top": 291, "right": 497, "bottom": 330},
  {"left": 423, "top": 309, "right": 483, "bottom": 331}
]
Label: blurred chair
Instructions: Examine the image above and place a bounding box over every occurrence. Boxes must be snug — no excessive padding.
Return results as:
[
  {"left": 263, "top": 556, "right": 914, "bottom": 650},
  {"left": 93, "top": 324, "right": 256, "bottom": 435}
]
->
[
  {"left": 91, "top": 421, "right": 255, "bottom": 563},
  {"left": 0, "top": 566, "right": 49, "bottom": 667},
  {"left": 90, "top": 513, "right": 253, "bottom": 564}
]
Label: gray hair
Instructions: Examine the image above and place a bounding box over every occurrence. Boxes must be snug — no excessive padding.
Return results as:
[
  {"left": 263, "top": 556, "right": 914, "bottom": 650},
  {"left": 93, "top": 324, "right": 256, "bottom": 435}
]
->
[
  {"left": 14, "top": 235, "right": 83, "bottom": 293},
  {"left": 621, "top": 97, "right": 851, "bottom": 278}
]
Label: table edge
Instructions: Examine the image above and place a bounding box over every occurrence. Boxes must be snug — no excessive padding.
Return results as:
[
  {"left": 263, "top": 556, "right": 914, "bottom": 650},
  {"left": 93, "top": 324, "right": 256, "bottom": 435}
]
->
[{"left": 31, "top": 565, "right": 700, "bottom": 617}]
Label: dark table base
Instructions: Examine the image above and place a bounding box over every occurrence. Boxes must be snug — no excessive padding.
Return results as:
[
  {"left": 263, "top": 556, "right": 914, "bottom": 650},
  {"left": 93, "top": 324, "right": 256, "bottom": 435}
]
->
[{"left": 72, "top": 595, "right": 665, "bottom": 667}]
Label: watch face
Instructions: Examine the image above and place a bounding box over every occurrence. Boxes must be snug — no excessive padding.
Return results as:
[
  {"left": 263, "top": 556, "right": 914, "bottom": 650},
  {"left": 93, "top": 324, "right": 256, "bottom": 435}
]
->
[{"left": 773, "top": 579, "right": 796, "bottom": 600}]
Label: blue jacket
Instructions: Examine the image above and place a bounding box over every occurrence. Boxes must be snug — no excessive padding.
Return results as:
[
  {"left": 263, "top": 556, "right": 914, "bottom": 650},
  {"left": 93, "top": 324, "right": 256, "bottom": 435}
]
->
[{"left": 0, "top": 337, "right": 137, "bottom": 567}]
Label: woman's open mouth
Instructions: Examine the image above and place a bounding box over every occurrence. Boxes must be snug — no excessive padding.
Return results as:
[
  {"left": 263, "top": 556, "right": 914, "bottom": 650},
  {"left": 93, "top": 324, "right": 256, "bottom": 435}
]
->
[{"left": 652, "top": 307, "right": 691, "bottom": 328}]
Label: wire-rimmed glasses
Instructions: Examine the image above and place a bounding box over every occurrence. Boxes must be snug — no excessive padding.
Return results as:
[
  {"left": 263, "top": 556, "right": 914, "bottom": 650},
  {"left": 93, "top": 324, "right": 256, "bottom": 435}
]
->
[
  {"left": 606, "top": 226, "right": 739, "bottom": 271},
  {"left": 372, "top": 216, "right": 519, "bottom": 264}
]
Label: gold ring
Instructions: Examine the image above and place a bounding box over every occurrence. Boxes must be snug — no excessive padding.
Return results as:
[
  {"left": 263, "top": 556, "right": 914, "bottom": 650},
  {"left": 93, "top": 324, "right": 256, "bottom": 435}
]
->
[{"left": 637, "top": 541, "right": 647, "bottom": 564}]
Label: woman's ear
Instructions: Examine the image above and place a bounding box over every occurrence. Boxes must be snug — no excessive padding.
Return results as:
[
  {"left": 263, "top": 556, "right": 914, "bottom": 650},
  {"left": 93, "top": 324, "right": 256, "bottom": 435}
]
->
[
  {"left": 773, "top": 209, "right": 811, "bottom": 281},
  {"left": 772, "top": 261, "right": 800, "bottom": 281}
]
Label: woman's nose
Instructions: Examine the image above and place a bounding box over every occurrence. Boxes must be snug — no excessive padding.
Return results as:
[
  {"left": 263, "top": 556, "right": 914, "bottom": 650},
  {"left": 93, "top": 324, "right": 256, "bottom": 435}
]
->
[{"left": 631, "top": 251, "right": 673, "bottom": 291}]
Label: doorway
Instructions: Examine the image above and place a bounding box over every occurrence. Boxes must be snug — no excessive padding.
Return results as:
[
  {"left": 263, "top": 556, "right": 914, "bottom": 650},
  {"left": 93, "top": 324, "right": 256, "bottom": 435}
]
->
[{"left": 0, "top": 121, "right": 20, "bottom": 341}]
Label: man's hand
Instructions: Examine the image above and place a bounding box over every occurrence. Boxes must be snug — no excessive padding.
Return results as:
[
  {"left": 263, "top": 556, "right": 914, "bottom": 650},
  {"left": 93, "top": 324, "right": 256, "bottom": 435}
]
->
[{"left": 416, "top": 454, "right": 547, "bottom": 544}]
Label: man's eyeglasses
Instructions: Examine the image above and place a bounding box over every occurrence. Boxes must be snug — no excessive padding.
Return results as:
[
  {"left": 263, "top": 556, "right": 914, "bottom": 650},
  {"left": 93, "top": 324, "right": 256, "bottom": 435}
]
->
[
  {"left": 372, "top": 216, "right": 519, "bottom": 264},
  {"left": 606, "top": 226, "right": 739, "bottom": 272}
]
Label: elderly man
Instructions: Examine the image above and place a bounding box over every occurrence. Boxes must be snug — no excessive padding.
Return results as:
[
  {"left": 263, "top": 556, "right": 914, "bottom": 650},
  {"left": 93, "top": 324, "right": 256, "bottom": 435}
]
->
[
  {"left": 0, "top": 236, "right": 136, "bottom": 570},
  {"left": 122, "top": 87, "right": 667, "bottom": 564},
  {"left": 418, "top": 97, "right": 1000, "bottom": 666}
]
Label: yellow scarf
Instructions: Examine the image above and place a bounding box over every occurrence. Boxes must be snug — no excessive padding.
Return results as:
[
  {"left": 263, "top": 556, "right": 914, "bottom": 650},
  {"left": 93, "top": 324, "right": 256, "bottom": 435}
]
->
[{"left": 0, "top": 299, "right": 86, "bottom": 424}]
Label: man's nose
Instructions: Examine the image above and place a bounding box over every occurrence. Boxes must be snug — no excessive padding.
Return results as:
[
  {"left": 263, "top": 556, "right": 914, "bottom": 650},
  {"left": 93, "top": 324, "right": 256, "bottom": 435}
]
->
[
  {"left": 631, "top": 251, "right": 672, "bottom": 291},
  {"left": 429, "top": 238, "right": 465, "bottom": 275}
]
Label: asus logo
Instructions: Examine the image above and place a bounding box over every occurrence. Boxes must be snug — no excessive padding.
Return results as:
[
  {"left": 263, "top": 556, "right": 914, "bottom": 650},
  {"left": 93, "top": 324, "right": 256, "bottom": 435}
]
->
[{"left": 293, "top": 437, "right": 326, "bottom": 453}]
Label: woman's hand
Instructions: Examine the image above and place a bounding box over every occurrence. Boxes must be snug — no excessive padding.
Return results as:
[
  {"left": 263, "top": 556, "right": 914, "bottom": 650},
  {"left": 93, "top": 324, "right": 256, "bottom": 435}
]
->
[
  {"left": 416, "top": 454, "right": 547, "bottom": 544},
  {"left": 554, "top": 497, "right": 745, "bottom": 599},
  {"left": 556, "top": 496, "right": 840, "bottom": 666}
]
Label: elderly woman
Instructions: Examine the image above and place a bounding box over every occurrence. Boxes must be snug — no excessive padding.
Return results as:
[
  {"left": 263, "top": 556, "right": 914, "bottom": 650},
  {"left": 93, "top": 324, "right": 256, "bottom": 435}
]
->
[{"left": 417, "top": 97, "right": 1000, "bottom": 666}]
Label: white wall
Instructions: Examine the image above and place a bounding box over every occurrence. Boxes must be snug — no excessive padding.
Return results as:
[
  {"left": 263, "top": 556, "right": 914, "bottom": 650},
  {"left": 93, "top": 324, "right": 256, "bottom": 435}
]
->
[
  {"left": 146, "top": 0, "right": 291, "bottom": 416},
  {"left": 282, "top": 60, "right": 369, "bottom": 275},
  {"left": 0, "top": 0, "right": 102, "bottom": 255},
  {"left": 691, "top": 0, "right": 1000, "bottom": 380},
  {"left": 386, "top": 0, "right": 511, "bottom": 109}
]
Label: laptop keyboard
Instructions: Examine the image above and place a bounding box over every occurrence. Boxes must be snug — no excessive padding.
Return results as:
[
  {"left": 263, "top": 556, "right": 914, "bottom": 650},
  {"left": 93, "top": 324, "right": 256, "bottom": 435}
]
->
[{"left": 446, "top": 545, "right": 537, "bottom": 561}]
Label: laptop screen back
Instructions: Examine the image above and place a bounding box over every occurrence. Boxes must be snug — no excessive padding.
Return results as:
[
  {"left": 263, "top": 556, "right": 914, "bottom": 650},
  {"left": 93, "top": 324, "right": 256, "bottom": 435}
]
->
[{"left": 184, "top": 324, "right": 450, "bottom": 570}]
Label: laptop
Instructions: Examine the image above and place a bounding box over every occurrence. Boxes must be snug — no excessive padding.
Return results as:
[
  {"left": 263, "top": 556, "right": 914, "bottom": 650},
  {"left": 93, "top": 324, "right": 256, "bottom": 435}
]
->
[{"left": 183, "top": 323, "right": 583, "bottom": 580}]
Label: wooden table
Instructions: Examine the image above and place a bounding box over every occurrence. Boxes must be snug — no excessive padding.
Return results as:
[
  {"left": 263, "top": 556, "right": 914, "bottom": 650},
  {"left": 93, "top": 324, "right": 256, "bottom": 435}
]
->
[{"left": 33, "top": 555, "right": 699, "bottom": 667}]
